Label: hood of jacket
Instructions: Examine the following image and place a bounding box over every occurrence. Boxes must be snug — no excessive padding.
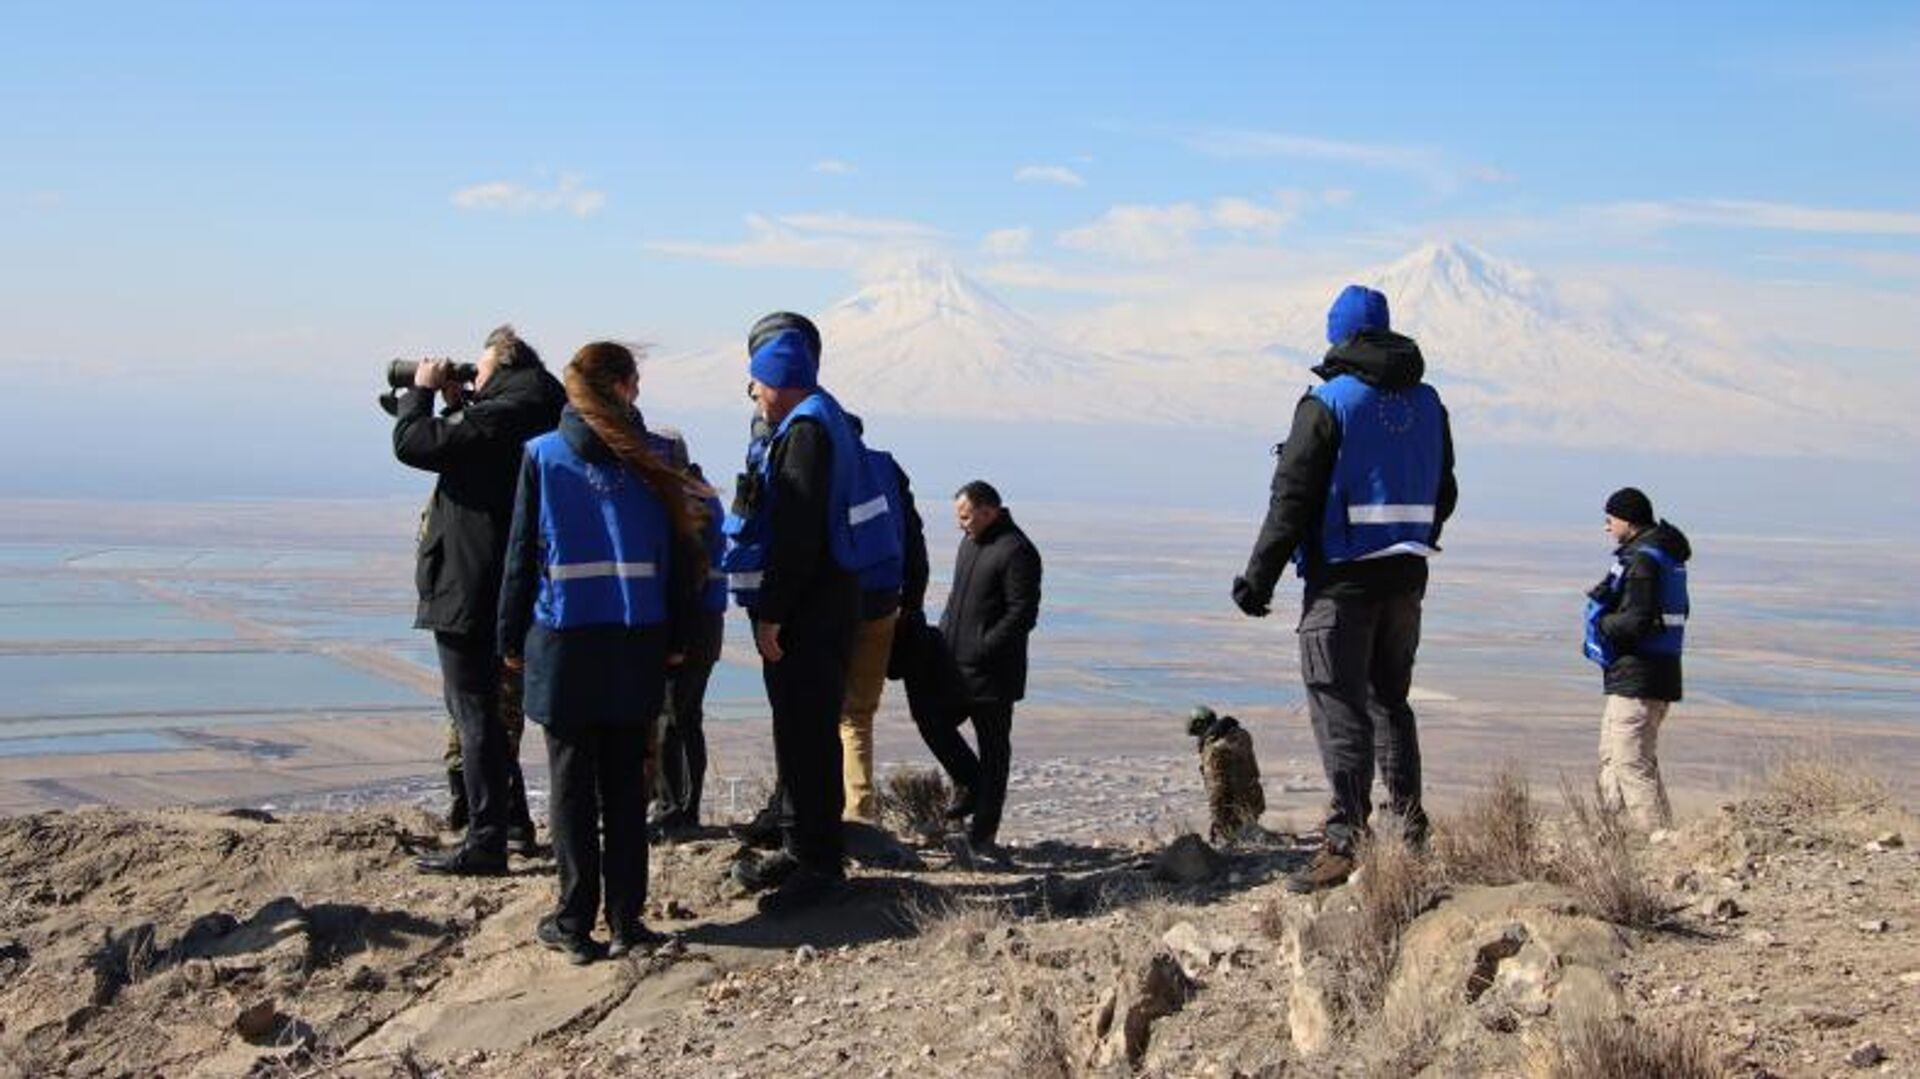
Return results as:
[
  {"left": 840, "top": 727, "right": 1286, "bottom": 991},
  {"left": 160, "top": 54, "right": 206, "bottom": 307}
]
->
[
  {"left": 1313, "top": 329, "right": 1426, "bottom": 391},
  {"left": 1622, "top": 519, "right": 1692, "bottom": 564},
  {"left": 558, "top": 404, "right": 653, "bottom": 465}
]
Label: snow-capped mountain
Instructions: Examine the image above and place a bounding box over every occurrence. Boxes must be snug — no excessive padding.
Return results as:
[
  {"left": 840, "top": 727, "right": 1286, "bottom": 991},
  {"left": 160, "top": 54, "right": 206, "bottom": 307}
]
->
[{"left": 642, "top": 243, "right": 1900, "bottom": 455}]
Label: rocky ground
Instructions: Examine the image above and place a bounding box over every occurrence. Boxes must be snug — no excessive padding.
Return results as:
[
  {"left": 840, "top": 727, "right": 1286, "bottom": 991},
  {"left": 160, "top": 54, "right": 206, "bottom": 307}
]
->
[{"left": 0, "top": 761, "right": 1915, "bottom": 1078}]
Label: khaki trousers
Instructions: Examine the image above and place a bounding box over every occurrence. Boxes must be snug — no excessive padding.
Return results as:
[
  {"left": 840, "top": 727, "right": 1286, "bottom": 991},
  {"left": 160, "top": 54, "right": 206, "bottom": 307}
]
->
[
  {"left": 1599, "top": 694, "right": 1672, "bottom": 830},
  {"left": 839, "top": 612, "right": 898, "bottom": 822}
]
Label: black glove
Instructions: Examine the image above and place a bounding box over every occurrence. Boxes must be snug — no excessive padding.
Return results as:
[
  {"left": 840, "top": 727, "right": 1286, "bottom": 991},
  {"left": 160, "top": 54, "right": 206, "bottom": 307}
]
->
[{"left": 1231, "top": 576, "right": 1270, "bottom": 618}]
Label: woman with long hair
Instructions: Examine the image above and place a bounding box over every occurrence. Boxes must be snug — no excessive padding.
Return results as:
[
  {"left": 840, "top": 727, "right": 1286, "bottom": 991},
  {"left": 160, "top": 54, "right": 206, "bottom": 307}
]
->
[{"left": 499, "top": 340, "right": 708, "bottom": 963}]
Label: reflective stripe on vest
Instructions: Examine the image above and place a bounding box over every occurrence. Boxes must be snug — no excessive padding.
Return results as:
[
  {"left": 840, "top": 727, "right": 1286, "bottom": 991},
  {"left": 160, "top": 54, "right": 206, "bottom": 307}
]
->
[{"left": 525, "top": 429, "right": 671, "bottom": 630}]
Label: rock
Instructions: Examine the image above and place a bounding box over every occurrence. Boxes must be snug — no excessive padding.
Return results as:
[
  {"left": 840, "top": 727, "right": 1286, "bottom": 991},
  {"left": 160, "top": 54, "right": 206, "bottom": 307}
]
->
[
  {"left": 1897, "top": 970, "right": 1920, "bottom": 986},
  {"left": 344, "top": 965, "right": 385, "bottom": 992},
  {"left": 1795, "top": 1007, "right": 1856, "bottom": 1030},
  {"left": 1873, "top": 831, "right": 1904, "bottom": 849},
  {"left": 1161, "top": 921, "right": 1240, "bottom": 978},
  {"left": 842, "top": 821, "right": 928, "bottom": 870},
  {"left": 793, "top": 945, "right": 818, "bottom": 966},
  {"left": 233, "top": 999, "right": 279, "bottom": 1043},
  {"left": 1855, "top": 919, "right": 1890, "bottom": 934},
  {"left": 1121, "top": 953, "right": 1195, "bottom": 1065},
  {"left": 1287, "top": 966, "right": 1337, "bottom": 1055},
  {"left": 1846, "top": 1041, "right": 1885, "bottom": 1068},
  {"left": 1700, "top": 896, "right": 1744, "bottom": 921},
  {"left": 1152, "top": 834, "right": 1223, "bottom": 884},
  {"left": 1740, "top": 929, "right": 1779, "bottom": 948}
]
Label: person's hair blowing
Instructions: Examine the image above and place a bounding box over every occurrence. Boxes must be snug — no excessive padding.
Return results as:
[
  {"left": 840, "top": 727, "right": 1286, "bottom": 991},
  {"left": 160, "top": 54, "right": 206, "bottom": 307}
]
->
[{"left": 563, "top": 342, "right": 708, "bottom": 549}]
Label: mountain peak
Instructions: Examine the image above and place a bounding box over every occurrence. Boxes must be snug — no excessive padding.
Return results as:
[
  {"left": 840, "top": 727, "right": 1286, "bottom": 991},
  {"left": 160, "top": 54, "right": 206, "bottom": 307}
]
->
[{"left": 1372, "top": 239, "right": 1549, "bottom": 311}]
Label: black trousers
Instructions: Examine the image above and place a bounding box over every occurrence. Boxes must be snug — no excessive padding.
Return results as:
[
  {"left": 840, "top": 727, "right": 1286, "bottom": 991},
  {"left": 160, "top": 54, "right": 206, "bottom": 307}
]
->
[
  {"left": 762, "top": 616, "right": 854, "bottom": 872},
  {"left": 1296, "top": 588, "right": 1428, "bottom": 854},
  {"left": 656, "top": 654, "right": 716, "bottom": 823},
  {"left": 544, "top": 723, "right": 650, "bottom": 936},
  {"left": 902, "top": 621, "right": 1016, "bottom": 845},
  {"left": 434, "top": 630, "right": 508, "bottom": 855}
]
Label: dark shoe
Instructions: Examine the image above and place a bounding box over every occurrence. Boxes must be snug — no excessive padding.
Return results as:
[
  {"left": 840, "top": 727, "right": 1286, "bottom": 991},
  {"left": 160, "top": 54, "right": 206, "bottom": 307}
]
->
[
  {"left": 414, "top": 844, "right": 507, "bottom": 877},
  {"left": 755, "top": 865, "right": 846, "bottom": 917},
  {"left": 535, "top": 915, "right": 598, "bottom": 965},
  {"left": 505, "top": 823, "right": 541, "bottom": 858},
  {"left": 650, "top": 813, "right": 700, "bottom": 843},
  {"left": 730, "top": 849, "right": 799, "bottom": 894},
  {"left": 729, "top": 807, "right": 784, "bottom": 850},
  {"left": 1285, "top": 848, "right": 1355, "bottom": 894},
  {"left": 943, "top": 785, "right": 977, "bottom": 821},
  {"left": 444, "top": 770, "right": 469, "bottom": 833},
  {"left": 608, "top": 922, "right": 670, "bottom": 959}
]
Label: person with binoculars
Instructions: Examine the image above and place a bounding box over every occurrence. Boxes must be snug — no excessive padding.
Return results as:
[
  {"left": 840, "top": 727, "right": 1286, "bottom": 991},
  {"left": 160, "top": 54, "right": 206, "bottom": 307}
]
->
[{"left": 391, "top": 324, "right": 566, "bottom": 876}]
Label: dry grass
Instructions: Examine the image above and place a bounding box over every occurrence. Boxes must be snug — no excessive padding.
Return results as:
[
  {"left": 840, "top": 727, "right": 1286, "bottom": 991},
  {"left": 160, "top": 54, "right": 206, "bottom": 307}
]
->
[
  {"left": 1334, "top": 830, "right": 1442, "bottom": 1014},
  {"left": 1755, "top": 746, "right": 1891, "bottom": 817},
  {"left": 1006, "top": 1000, "right": 1075, "bottom": 1079},
  {"left": 1548, "top": 776, "right": 1668, "bottom": 930},
  {"left": 1528, "top": 1013, "right": 1721, "bottom": 1079},
  {"left": 1436, "top": 760, "right": 1545, "bottom": 886},
  {"left": 902, "top": 890, "right": 1014, "bottom": 954},
  {"left": 876, "top": 767, "right": 953, "bottom": 841}
]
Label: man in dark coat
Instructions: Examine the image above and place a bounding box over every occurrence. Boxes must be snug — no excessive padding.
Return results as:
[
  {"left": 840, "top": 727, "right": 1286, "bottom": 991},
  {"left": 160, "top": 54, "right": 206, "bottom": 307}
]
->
[
  {"left": 393, "top": 324, "right": 564, "bottom": 875},
  {"left": 1232, "top": 285, "right": 1456, "bottom": 894},
  {"left": 927, "top": 480, "right": 1042, "bottom": 855}
]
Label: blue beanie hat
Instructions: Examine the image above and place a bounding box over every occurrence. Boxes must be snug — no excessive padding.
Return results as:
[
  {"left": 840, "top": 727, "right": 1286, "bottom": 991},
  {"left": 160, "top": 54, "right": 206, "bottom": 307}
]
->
[
  {"left": 1326, "top": 284, "right": 1391, "bottom": 344},
  {"left": 748, "top": 327, "right": 819, "bottom": 390}
]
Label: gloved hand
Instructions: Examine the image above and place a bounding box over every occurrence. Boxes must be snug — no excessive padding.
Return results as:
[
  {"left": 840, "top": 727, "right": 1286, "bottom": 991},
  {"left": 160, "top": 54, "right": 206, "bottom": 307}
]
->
[{"left": 1231, "top": 576, "right": 1270, "bottom": 618}]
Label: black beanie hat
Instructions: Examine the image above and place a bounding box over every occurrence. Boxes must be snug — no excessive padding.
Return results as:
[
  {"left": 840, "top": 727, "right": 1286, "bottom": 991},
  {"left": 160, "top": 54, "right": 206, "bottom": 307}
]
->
[
  {"left": 747, "top": 311, "right": 821, "bottom": 361},
  {"left": 1604, "top": 487, "right": 1655, "bottom": 526}
]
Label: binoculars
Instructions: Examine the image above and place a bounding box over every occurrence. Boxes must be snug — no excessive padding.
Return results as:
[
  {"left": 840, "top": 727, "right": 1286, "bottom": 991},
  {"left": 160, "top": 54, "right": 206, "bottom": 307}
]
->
[{"left": 386, "top": 359, "right": 479, "bottom": 388}]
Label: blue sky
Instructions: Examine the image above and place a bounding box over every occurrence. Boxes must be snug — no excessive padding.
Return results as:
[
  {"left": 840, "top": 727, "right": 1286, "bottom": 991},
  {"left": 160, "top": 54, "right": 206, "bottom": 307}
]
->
[{"left": 1, "top": 2, "right": 1916, "bottom": 499}]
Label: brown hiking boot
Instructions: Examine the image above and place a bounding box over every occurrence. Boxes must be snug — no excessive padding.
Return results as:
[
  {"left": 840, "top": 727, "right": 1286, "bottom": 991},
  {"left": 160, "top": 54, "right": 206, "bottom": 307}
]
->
[{"left": 1285, "top": 848, "right": 1355, "bottom": 894}]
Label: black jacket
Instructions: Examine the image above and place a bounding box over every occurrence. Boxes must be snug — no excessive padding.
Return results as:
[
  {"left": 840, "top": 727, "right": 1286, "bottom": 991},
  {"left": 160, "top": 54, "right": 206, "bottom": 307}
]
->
[
  {"left": 939, "top": 511, "right": 1043, "bottom": 703},
  {"left": 1593, "top": 520, "right": 1692, "bottom": 702},
  {"left": 755, "top": 412, "right": 859, "bottom": 632},
  {"left": 1240, "top": 330, "right": 1458, "bottom": 603},
  {"left": 862, "top": 458, "right": 931, "bottom": 621},
  {"left": 394, "top": 361, "right": 565, "bottom": 637},
  {"left": 496, "top": 407, "right": 697, "bottom": 728}
]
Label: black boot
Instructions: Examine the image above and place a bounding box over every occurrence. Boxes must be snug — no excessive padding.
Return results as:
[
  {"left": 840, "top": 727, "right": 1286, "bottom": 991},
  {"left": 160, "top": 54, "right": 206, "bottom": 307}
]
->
[
  {"left": 504, "top": 764, "right": 539, "bottom": 857},
  {"left": 445, "top": 769, "right": 469, "bottom": 833}
]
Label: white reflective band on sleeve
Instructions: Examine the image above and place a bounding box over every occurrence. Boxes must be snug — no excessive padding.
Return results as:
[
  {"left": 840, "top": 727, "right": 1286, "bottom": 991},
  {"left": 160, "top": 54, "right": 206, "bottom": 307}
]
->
[
  {"left": 548, "top": 560, "right": 656, "bottom": 582},
  {"left": 1347, "top": 503, "right": 1436, "bottom": 525},
  {"left": 729, "top": 571, "right": 764, "bottom": 589},
  {"left": 1662, "top": 613, "right": 1688, "bottom": 626},
  {"left": 847, "top": 495, "right": 890, "bottom": 527}
]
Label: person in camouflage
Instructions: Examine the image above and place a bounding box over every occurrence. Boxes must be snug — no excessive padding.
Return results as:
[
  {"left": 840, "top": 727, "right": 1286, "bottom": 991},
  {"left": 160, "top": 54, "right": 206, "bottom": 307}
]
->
[
  {"left": 1188, "top": 705, "right": 1266, "bottom": 844},
  {"left": 441, "top": 664, "right": 536, "bottom": 854}
]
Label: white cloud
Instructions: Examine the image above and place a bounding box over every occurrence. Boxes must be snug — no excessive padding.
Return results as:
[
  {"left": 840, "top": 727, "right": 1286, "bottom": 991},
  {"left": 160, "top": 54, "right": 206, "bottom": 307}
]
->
[
  {"left": 974, "top": 260, "right": 1178, "bottom": 296},
  {"left": 1598, "top": 198, "right": 1920, "bottom": 237},
  {"left": 1057, "top": 194, "right": 1302, "bottom": 261},
  {"left": 1014, "top": 164, "right": 1087, "bottom": 187},
  {"left": 450, "top": 173, "right": 605, "bottom": 218},
  {"left": 646, "top": 211, "right": 943, "bottom": 270},
  {"left": 981, "top": 227, "right": 1032, "bottom": 257},
  {"left": 776, "top": 211, "right": 941, "bottom": 238},
  {"left": 1186, "top": 128, "right": 1490, "bottom": 193},
  {"left": 811, "top": 159, "right": 857, "bottom": 175}
]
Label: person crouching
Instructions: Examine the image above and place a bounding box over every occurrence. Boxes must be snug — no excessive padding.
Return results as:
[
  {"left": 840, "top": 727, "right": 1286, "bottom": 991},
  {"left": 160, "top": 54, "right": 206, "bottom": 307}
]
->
[
  {"left": 1187, "top": 705, "right": 1267, "bottom": 844},
  {"left": 499, "top": 342, "right": 708, "bottom": 963}
]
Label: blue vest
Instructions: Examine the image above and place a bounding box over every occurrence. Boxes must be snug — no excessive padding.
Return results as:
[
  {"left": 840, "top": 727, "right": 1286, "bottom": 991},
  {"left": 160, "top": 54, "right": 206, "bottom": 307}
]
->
[
  {"left": 525, "top": 431, "right": 672, "bottom": 630},
  {"left": 1295, "top": 374, "right": 1445, "bottom": 570},
  {"left": 720, "top": 390, "right": 901, "bottom": 609},
  {"left": 1582, "top": 543, "right": 1689, "bottom": 666},
  {"left": 856, "top": 448, "right": 906, "bottom": 595}
]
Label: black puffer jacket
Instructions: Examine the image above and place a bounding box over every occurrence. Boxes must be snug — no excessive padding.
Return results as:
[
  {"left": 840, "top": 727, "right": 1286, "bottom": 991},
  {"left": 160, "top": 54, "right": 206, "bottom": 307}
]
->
[
  {"left": 393, "top": 361, "right": 566, "bottom": 637},
  {"left": 1240, "top": 330, "right": 1458, "bottom": 603},
  {"left": 939, "top": 511, "right": 1043, "bottom": 703},
  {"left": 1593, "top": 520, "right": 1693, "bottom": 702}
]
